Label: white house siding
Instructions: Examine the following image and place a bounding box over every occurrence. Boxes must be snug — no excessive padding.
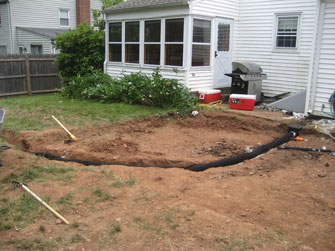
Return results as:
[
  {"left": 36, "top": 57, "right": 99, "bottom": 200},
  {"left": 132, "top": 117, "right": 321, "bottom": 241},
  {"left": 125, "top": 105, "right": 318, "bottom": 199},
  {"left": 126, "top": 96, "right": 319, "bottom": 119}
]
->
[
  {"left": 10, "top": 0, "right": 76, "bottom": 53},
  {"left": 90, "top": 0, "right": 103, "bottom": 26},
  {"left": 0, "top": 2, "right": 11, "bottom": 54},
  {"left": 105, "top": 6, "right": 190, "bottom": 84},
  {"left": 312, "top": 0, "right": 335, "bottom": 115},
  {"left": 187, "top": 69, "right": 213, "bottom": 90},
  {"left": 16, "top": 28, "right": 52, "bottom": 54},
  {"left": 189, "top": 0, "right": 240, "bottom": 91},
  {"left": 105, "top": 65, "right": 186, "bottom": 85},
  {"left": 235, "top": 0, "right": 317, "bottom": 97}
]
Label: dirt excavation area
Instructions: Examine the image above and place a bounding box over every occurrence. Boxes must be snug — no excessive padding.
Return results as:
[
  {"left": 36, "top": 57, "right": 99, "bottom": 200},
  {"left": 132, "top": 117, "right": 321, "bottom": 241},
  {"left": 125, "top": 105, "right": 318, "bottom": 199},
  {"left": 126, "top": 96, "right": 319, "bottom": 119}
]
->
[{"left": 1, "top": 110, "right": 335, "bottom": 250}]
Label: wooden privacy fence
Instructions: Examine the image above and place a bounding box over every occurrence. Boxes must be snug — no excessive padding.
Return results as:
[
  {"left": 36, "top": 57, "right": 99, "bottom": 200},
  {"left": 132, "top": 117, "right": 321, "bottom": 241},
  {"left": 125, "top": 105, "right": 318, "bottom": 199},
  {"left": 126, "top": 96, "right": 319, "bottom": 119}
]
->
[{"left": 0, "top": 54, "right": 61, "bottom": 97}]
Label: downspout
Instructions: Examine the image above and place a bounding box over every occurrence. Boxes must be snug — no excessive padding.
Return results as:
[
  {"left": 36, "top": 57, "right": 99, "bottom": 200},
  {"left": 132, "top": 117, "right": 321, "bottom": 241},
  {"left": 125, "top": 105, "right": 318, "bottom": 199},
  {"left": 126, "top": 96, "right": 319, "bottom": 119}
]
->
[
  {"left": 304, "top": 0, "right": 324, "bottom": 114},
  {"left": 7, "top": 0, "right": 14, "bottom": 54},
  {"left": 310, "top": 1, "right": 326, "bottom": 114},
  {"left": 103, "top": 12, "right": 108, "bottom": 73}
]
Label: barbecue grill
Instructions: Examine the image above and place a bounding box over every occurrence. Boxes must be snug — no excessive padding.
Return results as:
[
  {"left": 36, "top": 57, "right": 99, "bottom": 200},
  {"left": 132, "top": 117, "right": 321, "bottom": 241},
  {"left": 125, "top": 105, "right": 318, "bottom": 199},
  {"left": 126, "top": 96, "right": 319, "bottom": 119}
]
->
[{"left": 225, "top": 61, "right": 267, "bottom": 103}]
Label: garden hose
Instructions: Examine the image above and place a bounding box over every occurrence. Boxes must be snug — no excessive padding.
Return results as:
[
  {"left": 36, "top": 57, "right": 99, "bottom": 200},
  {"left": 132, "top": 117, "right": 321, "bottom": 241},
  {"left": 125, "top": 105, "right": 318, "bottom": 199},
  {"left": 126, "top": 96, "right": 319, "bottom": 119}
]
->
[{"left": 321, "top": 91, "right": 335, "bottom": 118}]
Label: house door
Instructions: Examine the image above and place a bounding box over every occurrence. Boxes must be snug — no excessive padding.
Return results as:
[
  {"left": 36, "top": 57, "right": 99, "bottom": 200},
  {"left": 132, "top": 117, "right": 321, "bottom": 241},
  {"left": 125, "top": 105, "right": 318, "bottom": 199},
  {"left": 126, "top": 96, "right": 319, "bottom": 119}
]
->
[{"left": 213, "top": 18, "right": 233, "bottom": 88}]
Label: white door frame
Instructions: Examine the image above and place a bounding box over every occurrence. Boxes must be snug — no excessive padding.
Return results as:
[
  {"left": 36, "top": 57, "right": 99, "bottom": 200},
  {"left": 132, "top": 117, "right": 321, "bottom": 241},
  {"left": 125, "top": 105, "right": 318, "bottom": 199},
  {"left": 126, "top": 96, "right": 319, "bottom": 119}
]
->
[{"left": 213, "top": 17, "right": 234, "bottom": 88}]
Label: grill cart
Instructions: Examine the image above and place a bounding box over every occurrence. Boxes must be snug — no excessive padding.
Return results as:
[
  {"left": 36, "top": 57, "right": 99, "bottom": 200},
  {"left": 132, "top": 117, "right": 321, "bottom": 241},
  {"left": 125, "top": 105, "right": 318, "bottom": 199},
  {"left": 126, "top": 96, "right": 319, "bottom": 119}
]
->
[{"left": 225, "top": 61, "right": 267, "bottom": 103}]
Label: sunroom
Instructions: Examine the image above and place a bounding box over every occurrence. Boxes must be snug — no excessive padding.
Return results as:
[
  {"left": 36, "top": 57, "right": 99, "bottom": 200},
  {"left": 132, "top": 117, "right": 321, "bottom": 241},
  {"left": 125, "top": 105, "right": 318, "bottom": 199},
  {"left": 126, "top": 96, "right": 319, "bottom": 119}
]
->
[{"left": 103, "top": 0, "right": 234, "bottom": 91}]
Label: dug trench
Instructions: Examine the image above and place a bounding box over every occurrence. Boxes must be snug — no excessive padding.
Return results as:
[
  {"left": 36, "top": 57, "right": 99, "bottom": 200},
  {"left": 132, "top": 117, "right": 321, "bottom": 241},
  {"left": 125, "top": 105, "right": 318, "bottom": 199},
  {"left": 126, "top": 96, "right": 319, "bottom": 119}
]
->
[
  {"left": 1, "top": 110, "right": 335, "bottom": 250},
  {"left": 3, "top": 110, "right": 288, "bottom": 168}
]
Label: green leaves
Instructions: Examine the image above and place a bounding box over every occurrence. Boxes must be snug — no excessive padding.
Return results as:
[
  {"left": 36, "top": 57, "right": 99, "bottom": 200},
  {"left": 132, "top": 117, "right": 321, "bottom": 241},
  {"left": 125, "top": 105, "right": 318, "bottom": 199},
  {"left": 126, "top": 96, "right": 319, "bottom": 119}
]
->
[
  {"left": 55, "top": 23, "right": 105, "bottom": 83},
  {"left": 60, "top": 69, "right": 197, "bottom": 115}
]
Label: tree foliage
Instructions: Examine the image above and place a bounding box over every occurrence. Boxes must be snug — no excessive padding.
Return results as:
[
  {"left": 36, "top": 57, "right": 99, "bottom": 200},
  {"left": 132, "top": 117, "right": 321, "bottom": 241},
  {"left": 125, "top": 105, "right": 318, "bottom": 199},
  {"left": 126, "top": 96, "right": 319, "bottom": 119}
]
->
[
  {"left": 102, "top": 0, "right": 123, "bottom": 9},
  {"left": 92, "top": 0, "right": 124, "bottom": 30},
  {"left": 54, "top": 23, "right": 105, "bottom": 82}
]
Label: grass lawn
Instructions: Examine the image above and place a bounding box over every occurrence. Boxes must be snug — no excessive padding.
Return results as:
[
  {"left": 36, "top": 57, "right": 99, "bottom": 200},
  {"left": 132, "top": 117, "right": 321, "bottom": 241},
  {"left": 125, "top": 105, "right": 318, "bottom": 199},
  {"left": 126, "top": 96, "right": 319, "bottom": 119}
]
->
[{"left": 0, "top": 93, "right": 170, "bottom": 132}]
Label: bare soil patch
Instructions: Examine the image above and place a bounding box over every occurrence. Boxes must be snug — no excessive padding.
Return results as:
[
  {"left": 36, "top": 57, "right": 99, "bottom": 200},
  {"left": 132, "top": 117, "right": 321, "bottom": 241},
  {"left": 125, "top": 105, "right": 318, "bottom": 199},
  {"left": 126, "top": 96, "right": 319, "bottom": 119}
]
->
[{"left": 1, "top": 110, "right": 335, "bottom": 251}]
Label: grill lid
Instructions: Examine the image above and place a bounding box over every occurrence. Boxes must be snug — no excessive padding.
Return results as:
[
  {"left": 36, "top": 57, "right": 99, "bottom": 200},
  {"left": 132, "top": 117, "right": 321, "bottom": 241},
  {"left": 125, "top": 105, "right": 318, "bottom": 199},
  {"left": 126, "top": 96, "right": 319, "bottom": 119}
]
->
[{"left": 232, "top": 61, "right": 263, "bottom": 74}]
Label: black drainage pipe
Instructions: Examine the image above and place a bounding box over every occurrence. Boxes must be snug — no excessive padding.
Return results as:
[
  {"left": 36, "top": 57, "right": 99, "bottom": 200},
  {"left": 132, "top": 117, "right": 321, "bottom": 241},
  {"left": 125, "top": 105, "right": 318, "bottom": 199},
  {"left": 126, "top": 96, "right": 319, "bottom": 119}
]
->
[
  {"left": 34, "top": 129, "right": 298, "bottom": 172},
  {"left": 185, "top": 132, "right": 294, "bottom": 172}
]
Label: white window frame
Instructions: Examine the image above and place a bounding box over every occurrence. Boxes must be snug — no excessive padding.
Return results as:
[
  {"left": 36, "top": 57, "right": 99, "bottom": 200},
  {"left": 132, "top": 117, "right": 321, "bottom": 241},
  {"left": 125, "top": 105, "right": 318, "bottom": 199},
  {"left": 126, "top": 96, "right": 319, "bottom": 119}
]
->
[
  {"left": 59, "top": 9, "right": 70, "bottom": 27},
  {"left": 164, "top": 18, "right": 185, "bottom": 67},
  {"left": 191, "top": 17, "right": 212, "bottom": 68},
  {"left": 144, "top": 19, "right": 162, "bottom": 66},
  {"left": 108, "top": 22, "right": 123, "bottom": 63},
  {"left": 124, "top": 20, "right": 140, "bottom": 65},
  {"left": 274, "top": 13, "right": 301, "bottom": 51},
  {"left": 107, "top": 17, "right": 186, "bottom": 69}
]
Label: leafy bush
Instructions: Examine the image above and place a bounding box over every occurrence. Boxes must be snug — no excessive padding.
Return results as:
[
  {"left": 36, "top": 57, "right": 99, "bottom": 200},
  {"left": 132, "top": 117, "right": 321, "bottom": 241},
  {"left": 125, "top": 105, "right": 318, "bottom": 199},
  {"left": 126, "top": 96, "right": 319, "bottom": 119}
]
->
[
  {"left": 61, "top": 69, "right": 197, "bottom": 113},
  {"left": 55, "top": 23, "right": 105, "bottom": 82}
]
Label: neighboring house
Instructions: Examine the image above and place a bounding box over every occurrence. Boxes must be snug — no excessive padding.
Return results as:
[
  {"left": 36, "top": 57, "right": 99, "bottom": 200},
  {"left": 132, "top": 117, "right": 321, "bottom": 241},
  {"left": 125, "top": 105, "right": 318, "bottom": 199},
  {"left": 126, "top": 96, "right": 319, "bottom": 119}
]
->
[
  {"left": 103, "top": 0, "right": 335, "bottom": 117},
  {"left": 0, "top": 0, "right": 102, "bottom": 55}
]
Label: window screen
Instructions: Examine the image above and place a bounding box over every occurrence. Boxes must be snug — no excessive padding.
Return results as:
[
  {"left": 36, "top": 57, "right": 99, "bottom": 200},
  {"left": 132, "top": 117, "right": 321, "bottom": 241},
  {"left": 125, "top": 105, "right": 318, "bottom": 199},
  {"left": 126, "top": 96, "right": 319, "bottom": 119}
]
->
[
  {"left": 192, "top": 19, "right": 211, "bottom": 67},
  {"left": 31, "top": 45, "right": 42, "bottom": 54},
  {"left": 144, "top": 20, "right": 161, "bottom": 65},
  {"left": 109, "top": 22, "right": 122, "bottom": 62},
  {"left": 125, "top": 21, "right": 140, "bottom": 63},
  {"left": 165, "top": 18, "right": 184, "bottom": 66},
  {"left": 217, "top": 24, "right": 230, "bottom": 52},
  {"left": 276, "top": 16, "right": 298, "bottom": 48},
  {"left": 0, "top": 46, "right": 7, "bottom": 56}
]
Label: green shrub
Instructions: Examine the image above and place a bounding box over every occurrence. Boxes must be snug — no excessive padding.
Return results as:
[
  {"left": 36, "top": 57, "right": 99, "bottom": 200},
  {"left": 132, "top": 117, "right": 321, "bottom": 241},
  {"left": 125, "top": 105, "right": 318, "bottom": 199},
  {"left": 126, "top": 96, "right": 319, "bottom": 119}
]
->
[
  {"left": 61, "top": 69, "right": 197, "bottom": 114},
  {"left": 55, "top": 23, "right": 105, "bottom": 82}
]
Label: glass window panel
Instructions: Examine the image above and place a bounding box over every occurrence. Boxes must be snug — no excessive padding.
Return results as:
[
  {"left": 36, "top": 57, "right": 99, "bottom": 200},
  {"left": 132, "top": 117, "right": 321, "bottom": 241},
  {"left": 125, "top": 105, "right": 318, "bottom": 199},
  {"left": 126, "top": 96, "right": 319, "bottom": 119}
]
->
[
  {"left": 192, "top": 45, "right": 210, "bottom": 66},
  {"left": 276, "top": 16, "right": 298, "bottom": 48},
  {"left": 278, "top": 17, "right": 298, "bottom": 31},
  {"left": 60, "top": 18, "right": 69, "bottom": 26},
  {"left": 165, "top": 44, "right": 183, "bottom": 66},
  {"left": 276, "top": 36, "right": 297, "bottom": 48},
  {"left": 31, "top": 45, "right": 42, "bottom": 54},
  {"left": 0, "top": 46, "right": 7, "bottom": 56},
  {"left": 109, "top": 44, "right": 122, "bottom": 62},
  {"left": 125, "top": 21, "right": 139, "bottom": 42},
  {"left": 60, "top": 10, "right": 68, "bottom": 19},
  {"left": 144, "top": 44, "right": 160, "bottom": 65},
  {"left": 145, "top": 20, "right": 161, "bottom": 42},
  {"left": 125, "top": 44, "right": 139, "bottom": 63},
  {"left": 217, "top": 24, "right": 230, "bottom": 51},
  {"left": 165, "top": 18, "right": 184, "bottom": 42},
  {"left": 109, "top": 22, "right": 122, "bottom": 42},
  {"left": 193, "top": 19, "right": 211, "bottom": 43}
]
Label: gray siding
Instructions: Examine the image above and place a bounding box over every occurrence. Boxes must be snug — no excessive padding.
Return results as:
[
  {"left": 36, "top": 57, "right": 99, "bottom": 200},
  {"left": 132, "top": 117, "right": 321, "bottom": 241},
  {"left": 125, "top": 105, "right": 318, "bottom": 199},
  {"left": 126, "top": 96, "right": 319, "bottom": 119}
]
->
[
  {"left": 11, "top": 0, "right": 76, "bottom": 29},
  {"left": 10, "top": 0, "right": 76, "bottom": 53},
  {"left": 235, "top": 0, "right": 317, "bottom": 97},
  {"left": 313, "top": 0, "right": 335, "bottom": 114},
  {"left": 16, "top": 28, "right": 53, "bottom": 54},
  {"left": 0, "top": 2, "right": 11, "bottom": 53}
]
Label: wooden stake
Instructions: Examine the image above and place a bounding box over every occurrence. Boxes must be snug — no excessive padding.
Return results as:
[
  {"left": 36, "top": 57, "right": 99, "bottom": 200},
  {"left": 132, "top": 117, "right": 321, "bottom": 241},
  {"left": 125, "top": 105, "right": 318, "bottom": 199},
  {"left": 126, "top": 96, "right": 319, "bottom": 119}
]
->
[{"left": 20, "top": 183, "right": 70, "bottom": 225}]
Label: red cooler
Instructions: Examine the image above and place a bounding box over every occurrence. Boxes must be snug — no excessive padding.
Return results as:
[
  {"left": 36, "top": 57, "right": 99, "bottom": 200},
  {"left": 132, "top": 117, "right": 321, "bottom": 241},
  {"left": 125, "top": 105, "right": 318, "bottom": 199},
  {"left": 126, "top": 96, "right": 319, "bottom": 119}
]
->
[
  {"left": 198, "top": 89, "right": 221, "bottom": 104},
  {"left": 229, "top": 94, "right": 256, "bottom": 111}
]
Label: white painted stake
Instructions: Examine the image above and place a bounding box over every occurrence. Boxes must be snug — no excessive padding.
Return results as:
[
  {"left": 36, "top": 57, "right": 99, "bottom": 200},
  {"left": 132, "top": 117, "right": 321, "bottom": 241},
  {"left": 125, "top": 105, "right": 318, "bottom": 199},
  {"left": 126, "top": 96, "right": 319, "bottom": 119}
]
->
[{"left": 20, "top": 183, "right": 70, "bottom": 225}]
